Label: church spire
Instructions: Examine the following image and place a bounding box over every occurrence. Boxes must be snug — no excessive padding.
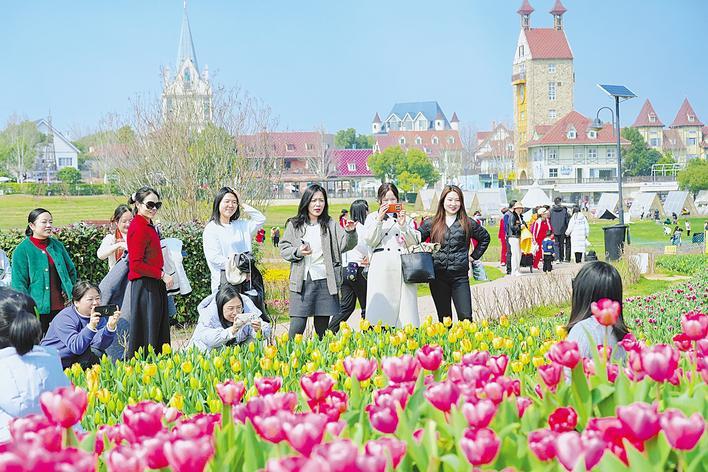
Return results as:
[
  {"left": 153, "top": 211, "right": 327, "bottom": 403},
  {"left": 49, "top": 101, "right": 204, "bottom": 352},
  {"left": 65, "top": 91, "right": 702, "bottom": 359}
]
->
[
  {"left": 517, "top": 0, "right": 534, "bottom": 30},
  {"left": 177, "top": 0, "right": 199, "bottom": 72}
]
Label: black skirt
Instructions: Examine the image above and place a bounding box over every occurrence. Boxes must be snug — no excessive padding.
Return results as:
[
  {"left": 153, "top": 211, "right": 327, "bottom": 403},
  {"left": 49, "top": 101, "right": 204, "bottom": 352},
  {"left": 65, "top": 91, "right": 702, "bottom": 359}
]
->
[{"left": 126, "top": 277, "right": 170, "bottom": 359}]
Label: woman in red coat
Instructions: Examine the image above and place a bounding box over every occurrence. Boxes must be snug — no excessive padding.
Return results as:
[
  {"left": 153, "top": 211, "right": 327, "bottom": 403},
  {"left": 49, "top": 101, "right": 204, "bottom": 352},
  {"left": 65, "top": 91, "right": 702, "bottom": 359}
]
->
[
  {"left": 530, "top": 207, "right": 553, "bottom": 270},
  {"left": 498, "top": 207, "right": 508, "bottom": 267},
  {"left": 126, "top": 187, "right": 173, "bottom": 358}
]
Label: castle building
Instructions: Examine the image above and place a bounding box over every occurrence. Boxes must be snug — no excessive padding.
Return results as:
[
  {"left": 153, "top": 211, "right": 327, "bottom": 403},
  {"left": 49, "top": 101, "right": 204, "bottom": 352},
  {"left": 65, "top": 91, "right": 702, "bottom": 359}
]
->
[
  {"left": 512, "top": 0, "right": 574, "bottom": 179},
  {"left": 161, "top": 3, "right": 212, "bottom": 126}
]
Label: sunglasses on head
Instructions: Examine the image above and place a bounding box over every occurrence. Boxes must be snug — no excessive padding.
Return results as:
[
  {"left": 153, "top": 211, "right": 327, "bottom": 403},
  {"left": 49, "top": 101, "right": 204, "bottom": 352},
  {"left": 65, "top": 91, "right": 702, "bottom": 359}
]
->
[{"left": 144, "top": 201, "right": 162, "bottom": 210}]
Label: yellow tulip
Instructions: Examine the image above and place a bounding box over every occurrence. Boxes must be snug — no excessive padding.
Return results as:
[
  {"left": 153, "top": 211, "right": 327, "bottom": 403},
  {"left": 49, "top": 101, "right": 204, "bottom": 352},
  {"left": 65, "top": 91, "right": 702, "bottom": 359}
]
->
[
  {"left": 311, "top": 350, "right": 322, "bottom": 363},
  {"left": 520, "top": 353, "right": 531, "bottom": 365},
  {"left": 481, "top": 320, "right": 489, "bottom": 328},
  {"left": 213, "top": 356, "right": 224, "bottom": 371},
  {"left": 249, "top": 342, "right": 256, "bottom": 353},
  {"left": 480, "top": 342, "right": 489, "bottom": 351},
  {"left": 151, "top": 387, "right": 163, "bottom": 402},
  {"left": 181, "top": 361, "right": 193, "bottom": 374},
  {"left": 530, "top": 326, "right": 540, "bottom": 338},
  {"left": 209, "top": 398, "right": 221, "bottom": 414},
  {"left": 305, "top": 362, "right": 316, "bottom": 373},
  {"left": 273, "top": 360, "right": 281, "bottom": 372},
  {"left": 161, "top": 343, "right": 172, "bottom": 355},
  {"left": 492, "top": 337, "right": 503, "bottom": 349},
  {"left": 452, "top": 351, "right": 462, "bottom": 362},
  {"left": 461, "top": 338, "right": 473, "bottom": 353},
  {"left": 474, "top": 332, "right": 484, "bottom": 342},
  {"left": 407, "top": 339, "right": 419, "bottom": 351},
  {"left": 170, "top": 393, "right": 184, "bottom": 410},
  {"left": 504, "top": 339, "right": 514, "bottom": 350},
  {"left": 532, "top": 356, "right": 545, "bottom": 368},
  {"left": 499, "top": 315, "right": 510, "bottom": 327},
  {"left": 281, "top": 363, "right": 290, "bottom": 377},
  {"left": 230, "top": 359, "right": 242, "bottom": 373},
  {"left": 555, "top": 325, "right": 567, "bottom": 339},
  {"left": 510, "top": 361, "right": 523, "bottom": 373},
  {"left": 373, "top": 375, "right": 386, "bottom": 388},
  {"left": 97, "top": 389, "right": 110, "bottom": 404},
  {"left": 443, "top": 317, "right": 453, "bottom": 327},
  {"left": 265, "top": 346, "right": 278, "bottom": 359},
  {"left": 426, "top": 326, "right": 436, "bottom": 337},
  {"left": 359, "top": 319, "right": 371, "bottom": 331},
  {"left": 260, "top": 357, "right": 273, "bottom": 371},
  {"left": 373, "top": 324, "right": 382, "bottom": 334},
  {"left": 142, "top": 374, "right": 152, "bottom": 385},
  {"left": 469, "top": 322, "right": 478, "bottom": 333},
  {"left": 94, "top": 412, "right": 102, "bottom": 425},
  {"left": 189, "top": 376, "right": 200, "bottom": 389},
  {"left": 361, "top": 379, "right": 371, "bottom": 389}
]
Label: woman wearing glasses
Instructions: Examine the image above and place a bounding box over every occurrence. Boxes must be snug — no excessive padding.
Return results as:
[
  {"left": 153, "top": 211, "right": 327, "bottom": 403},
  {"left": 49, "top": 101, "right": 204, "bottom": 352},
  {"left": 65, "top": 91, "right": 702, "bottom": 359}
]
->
[
  {"left": 417, "top": 186, "right": 490, "bottom": 323},
  {"left": 125, "top": 187, "right": 172, "bottom": 358}
]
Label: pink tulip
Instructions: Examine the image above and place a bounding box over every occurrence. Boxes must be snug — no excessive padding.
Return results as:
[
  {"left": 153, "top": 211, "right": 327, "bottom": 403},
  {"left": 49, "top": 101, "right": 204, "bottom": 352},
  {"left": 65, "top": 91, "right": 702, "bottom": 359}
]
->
[
  {"left": 326, "top": 420, "right": 346, "bottom": 438},
  {"left": 252, "top": 411, "right": 294, "bottom": 443},
  {"left": 164, "top": 435, "right": 214, "bottom": 472},
  {"left": 39, "top": 386, "right": 88, "bottom": 428},
  {"left": 681, "top": 311, "right": 708, "bottom": 340},
  {"left": 619, "top": 333, "right": 640, "bottom": 352},
  {"left": 424, "top": 380, "right": 460, "bottom": 413},
  {"left": 640, "top": 344, "right": 680, "bottom": 383},
  {"left": 216, "top": 379, "right": 245, "bottom": 405},
  {"left": 459, "top": 427, "right": 500, "bottom": 466},
  {"left": 300, "top": 372, "right": 335, "bottom": 402},
  {"left": 527, "top": 429, "right": 557, "bottom": 461},
  {"left": 616, "top": 402, "right": 660, "bottom": 442},
  {"left": 283, "top": 413, "right": 328, "bottom": 457},
  {"left": 381, "top": 355, "right": 421, "bottom": 383},
  {"left": 548, "top": 407, "right": 578, "bottom": 433},
  {"left": 538, "top": 363, "right": 563, "bottom": 391},
  {"left": 660, "top": 409, "right": 706, "bottom": 450},
  {"left": 9, "top": 414, "right": 63, "bottom": 452},
  {"left": 106, "top": 445, "right": 147, "bottom": 472},
  {"left": 547, "top": 341, "right": 580, "bottom": 369},
  {"left": 0, "top": 451, "right": 23, "bottom": 471},
  {"left": 173, "top": 413, "right": 220, "bottom": 439},
  {"left": 462, "top": 399, "right": 497, "bottom": 428},
  {"left": 263, "top": 392, "right": 299, "bottom": 413},
  {"left": 582, "top": 358, "right": 596, "bottom": 377},
  {"left": 696, "top": 338, "right": 708, "bottom": 356},
  {"left": 343, "top": 357, "right": 378, "bottom": 381},
  {"left": 606, "top": 363, "right": 619, "bottom": 383},
  {"left": 255, "top": 377, "right": 283, "bottom": 395},
  {"left": 489, "top": 355, "right": 509, "bottom": 376},
  {"left": 591, "top": 298, "right": 621, "bottom": 326},
  {"left": 373, "top": 385, "right": 410, "bottom": 409},
  {"left": 483, "top": 381, "right": 506, "bottom": 404},
  {"left": 122, "top": 401, "right": 165, "bottom": 439},
  {"left": 416, "top": 344, "right": 444, "bottom": 371},
  {"left": 673, "top": 333, "right": 693, "bottom": 351},
  {"left": 141, "top": 431, "right": 171, "bottom": 469},
  {"left": 265, "top": 455, "right": 329, "bottom": 472},
  {"left": 365, "top": 437, "right": 407, "bottom": 468},
  {"left": 312, "top": 440, "right": 358, "bottom": 472},
  {"left": 555, "top": 431, "right": 606, "bottom": 471},
  {"left": 355, "top": 453, "right": 387, "bottom": 472},
  {"left": 516, "top": 397, "right": 532, "bottom": 418},
  {"left": 164, "top": 407, "right": 183, "bottom": 423},
  {"left": 366, "top": 403, "right": 398, "bottom": 434},
  {"left": 462, "top": 351, "right": 490, "bottom": 366}
]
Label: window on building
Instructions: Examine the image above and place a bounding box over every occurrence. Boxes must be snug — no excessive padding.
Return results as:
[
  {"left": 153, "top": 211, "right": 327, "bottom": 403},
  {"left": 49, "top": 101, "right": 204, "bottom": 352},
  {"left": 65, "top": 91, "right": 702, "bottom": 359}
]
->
[
  {"left": 415, "top": 136, "right": 422, "bottom": 145},
  {"left": 588, "top": 148, "right": 598, "bottom": 160},
  {"left": 567, "top": 127, "right": 576, "bottom": 139},
  {"left": 688, "top": 114, "right": 695, "bottom": 122},
  {"left": 548, "top": 82, "right": 556, "bottom": 101},
  {"left": 574, "top": 148, "right": 585, "bottom": 161},
  {"left": 447, "top": 136, "right": 455, "bottom": 144},
  {"left": 348, "top": 163, "right": 357, "bottom": 172},
  {"left": 399, "top": 137, "right": 406, "bottom": 145},
  {"left": 548, "top": 148, "right": 557, "bottom": 161},
  {"left": 588, "top": 130, "right": 597, "bottom": 139},
  {"left": 284, "top": 160, "right": 292, "bottom": 169},
  {"left": 418, "top": 120, "right": 428, "bottom": 130},
  {"left": 423, "top": 147, "right": 431, "bottom": 154},
  {"left": 305, "top": 143, "right": 314, "bottom": 150},
  {"left": 58, "top": 157, "right": 72, "bottom": 168},
  {"left": 650, "top": 138, "right": 660, "bottom": 147},
  {"left": 432, "top": 136, "right": 439, "bottom": 145},
  {"left": 649, "top": 113, "right": 656, "bottom": 123},
  {"left": 687, "top": 137, "right": 697, "bottom": 145},
  {"left": 518, "top": 45, "right": 524, "bottom": 57},
  {"left": 548, "top": 63, "right": 556, "bottom": 73},
  {"left": 548, "top": 109, "right": 557, "bottom": 120},
  {"left": 286, "top": 143, "right": 295, "bottom": 151},
  {"left": 549, "top": 168, "right": 558, "bottom": 178},
  {"left": 607, "top": 148, "right": 616, "bottom": 160}
]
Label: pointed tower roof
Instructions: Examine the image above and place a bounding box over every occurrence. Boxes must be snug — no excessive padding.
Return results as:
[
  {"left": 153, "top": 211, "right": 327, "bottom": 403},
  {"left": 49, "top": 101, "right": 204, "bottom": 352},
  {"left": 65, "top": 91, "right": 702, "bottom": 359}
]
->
[
  {"left": 372, "top": 113, "right": 381, "bottom": 124},
  {"left": 177, "top": 1, "right": 199, "bottom": 71},
  {"left": 451, "top": 112, "right": 459, "bottom": 123},
  {"left": 550, "top": 0, "right": 567, "bottom": 15},
  {"left": 435, "top": 111, "right": 445, "bottom": 120},
  {"left": 517, "top": 0, "right": 534, "bottom": 15},
  {"left": 632, "top": 99, "right": 664, "bottom": 127},
  {"left": 670, "top": 98, "right": 703, "bottom": 127}
]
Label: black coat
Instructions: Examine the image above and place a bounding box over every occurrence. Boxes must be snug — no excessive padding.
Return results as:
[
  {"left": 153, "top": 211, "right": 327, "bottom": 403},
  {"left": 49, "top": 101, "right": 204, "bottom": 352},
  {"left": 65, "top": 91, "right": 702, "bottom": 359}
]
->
[
  {"left": 550, "top": 205, "right": 570, "bottom": 235},
  {"left": 418, "top": 217, "right": 491, "bottom": 275}
]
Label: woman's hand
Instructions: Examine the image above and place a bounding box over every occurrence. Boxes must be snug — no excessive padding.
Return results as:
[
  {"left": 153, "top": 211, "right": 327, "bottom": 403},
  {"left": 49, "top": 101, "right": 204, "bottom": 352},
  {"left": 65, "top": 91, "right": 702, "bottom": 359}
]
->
[
  {"left": 116, "top": 241, "right": 128, "bottom": 251},
  {"left": 298, "top": 243, "right": 312, "bottom": 256},
  {"left": 107, "top": 309, "right": 121, "bottom": 331},
  {"left": 230, "top": 316, "right": 249, "bottom": 335},
  {"left": 398, "top": 209, "right": 407, "bottom": 226},
  {"left": 88, "top": 308, "right": 100, "bottom": 331},
  {"left": 251, "top": 320, "right": 262, "bottom": 332},
  {"left": 343, "top": 219, "right": 356, "bottom": 232},
  {"left": 162, "top": 273, "right": 174, "bottom": 289},
  {"left": 361, "top": 256, "right": 369, "bottom": 267},
  {"left": 376, "top": 205, "right": 388, "bottom": 222}
]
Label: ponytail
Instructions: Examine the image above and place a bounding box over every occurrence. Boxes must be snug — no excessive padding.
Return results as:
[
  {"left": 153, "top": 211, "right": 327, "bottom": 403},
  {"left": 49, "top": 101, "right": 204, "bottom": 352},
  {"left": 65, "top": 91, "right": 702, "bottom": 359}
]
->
[
  {"left": 0, "top": 287, "right": 42, "bottom": 356},
  {"left": 25, "top": 208, "right": 51, "bottom": 237}
]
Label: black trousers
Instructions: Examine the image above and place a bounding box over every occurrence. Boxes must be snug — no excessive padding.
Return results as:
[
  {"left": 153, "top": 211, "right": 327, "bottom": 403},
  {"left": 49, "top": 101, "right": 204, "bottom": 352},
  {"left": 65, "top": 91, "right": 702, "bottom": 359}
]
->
[
  {"left": 554, "top": 234, "right": 570, "bottom": 262},
  {"left": 574, "top": 252, "right": 583, "bottom": 263},
  {"left": 429, "top": 271, "right": 472, "bottom": 323},
  {"left": 543, "top": 254, "right": 554, "bottom": 272},
  {"left": 328, "top": 267, "right": 367, "bottom": 334},
  {"left": 289, "top": 316, "right": 329, "bottom": 339},
  {"left": 127, "top": 277, "right": 170, "bottom": 359},
  {"left": 506, "top": 239, "right": 512, "bottom": 274}
]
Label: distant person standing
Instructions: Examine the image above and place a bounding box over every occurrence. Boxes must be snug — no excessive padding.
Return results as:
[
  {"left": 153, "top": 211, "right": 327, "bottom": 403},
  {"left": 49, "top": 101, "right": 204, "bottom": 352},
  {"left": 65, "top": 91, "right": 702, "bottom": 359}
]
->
[
  {"left": 685, "top": 220, "right": 691, "bottom": 237},
  {"left": 97, "top": 204, "right": 132, "bottom": 270},
  {"left": 530, "top": 207, "right": 553, "bottom": 270},
  {"left": 565, "top": 206, "right": 590, "bottom": 263},
  {"left": 272, "top": 226, "right": 281, "bottom": 247},
  {"left": 503, "top": 200, "right": 517, "bottom": 275},
  {"left": 542, "top": 231, "right": 555, "bottom": 273},
  {"left": 498, "top": 206, "right": 508, "bottom": 268},
  {"left": 550, "top": 197, "right": 570, "bottom": 263}
]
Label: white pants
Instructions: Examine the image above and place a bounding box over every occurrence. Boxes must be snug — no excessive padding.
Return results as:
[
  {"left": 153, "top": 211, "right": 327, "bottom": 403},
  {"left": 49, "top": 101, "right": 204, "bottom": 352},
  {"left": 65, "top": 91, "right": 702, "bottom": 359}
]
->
[{"left": 509, "top": 237, "right": 521, "bottom": 276}]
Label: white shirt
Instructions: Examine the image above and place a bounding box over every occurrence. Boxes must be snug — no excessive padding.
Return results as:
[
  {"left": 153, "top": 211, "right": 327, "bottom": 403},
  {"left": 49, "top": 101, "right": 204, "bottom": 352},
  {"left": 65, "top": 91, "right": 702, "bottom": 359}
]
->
[
  {"left": 302, "top": 223, "right": 326, "bottom": 281},
  {"left": 202, "top": 204, "right": 266, "bottom": 292},
  {"left": 343, "top": 222, "right": 369, "bottom": 265}
]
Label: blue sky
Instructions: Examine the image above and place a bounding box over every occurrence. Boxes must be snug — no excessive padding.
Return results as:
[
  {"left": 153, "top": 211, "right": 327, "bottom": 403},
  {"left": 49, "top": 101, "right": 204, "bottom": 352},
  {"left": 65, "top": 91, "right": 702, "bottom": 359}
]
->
[{"left": 2, "top": 0, "right": 706, "bottom": 137}]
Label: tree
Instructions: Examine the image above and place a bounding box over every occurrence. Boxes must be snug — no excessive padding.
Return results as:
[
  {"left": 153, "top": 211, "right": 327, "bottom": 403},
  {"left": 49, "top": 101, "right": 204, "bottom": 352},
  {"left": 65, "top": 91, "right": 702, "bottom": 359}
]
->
[
  {"left": 656, "top": 151, "right": 676, "bottom": 167},
  {"left": 368, "top": 146, "right": 439, "bottom": 188},
  {"left": 334, "top": 128, "right": 374, "bottom": 149},
  {"left": 621, "top": 127, "right": 662, "bottom": 176},
  {"left": 305, "top": 126, "right": 336, "bottom": 185},
  {"left": 677, "top": 159, "right": 708, "bottom": 193},
  {"left": 0, "top": 116, "right": 43, "bottom": 181},
  {"left": 57, "top": 167, "right": 82, "bottom": 185}
]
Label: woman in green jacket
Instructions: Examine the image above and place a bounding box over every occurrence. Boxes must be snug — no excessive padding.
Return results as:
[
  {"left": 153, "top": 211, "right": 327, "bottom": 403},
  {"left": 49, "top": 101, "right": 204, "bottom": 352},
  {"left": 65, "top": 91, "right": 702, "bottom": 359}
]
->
[{"left": 11, "top": 208, "right": 77, "bottom": 334}]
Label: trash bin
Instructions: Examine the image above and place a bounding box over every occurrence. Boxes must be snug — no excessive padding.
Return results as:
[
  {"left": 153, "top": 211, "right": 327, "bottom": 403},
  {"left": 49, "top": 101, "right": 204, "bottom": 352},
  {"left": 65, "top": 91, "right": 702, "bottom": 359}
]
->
[{"left": 603, "top": 224, "right": 627, "bottom": 261}]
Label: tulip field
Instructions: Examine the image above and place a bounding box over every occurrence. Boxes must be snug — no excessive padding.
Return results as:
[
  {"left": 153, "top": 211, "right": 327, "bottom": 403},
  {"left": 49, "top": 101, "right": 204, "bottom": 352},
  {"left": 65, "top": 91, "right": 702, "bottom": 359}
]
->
[{"left": 1, "top": 274, "right": 706, "bottom": 471}]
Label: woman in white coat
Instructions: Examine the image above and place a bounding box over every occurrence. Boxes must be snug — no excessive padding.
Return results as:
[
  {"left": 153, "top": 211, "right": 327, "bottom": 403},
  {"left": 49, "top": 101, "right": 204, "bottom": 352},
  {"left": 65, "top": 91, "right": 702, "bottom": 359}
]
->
[
  {"left": 364, "top": 183, "right": 420, "bottom": 328},
  {"left": 566, "top": 205, "right": 590, "bottom": 263}
]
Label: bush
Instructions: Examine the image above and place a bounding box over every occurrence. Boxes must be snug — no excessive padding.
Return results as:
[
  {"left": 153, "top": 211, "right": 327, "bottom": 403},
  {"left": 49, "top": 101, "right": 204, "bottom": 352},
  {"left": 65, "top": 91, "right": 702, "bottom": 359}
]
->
[
  {"left": 656, "top": 254, "right": 707, "bottom": 275},
  {"left": 0, "top": 182, "right": 119, "bottom": 196}
]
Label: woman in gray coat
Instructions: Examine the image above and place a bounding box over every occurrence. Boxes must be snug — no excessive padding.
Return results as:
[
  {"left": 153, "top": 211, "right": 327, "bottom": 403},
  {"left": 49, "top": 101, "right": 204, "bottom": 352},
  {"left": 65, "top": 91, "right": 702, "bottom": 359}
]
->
[{"left": 279, "top": 184, "right": 357, "bottom": 339}]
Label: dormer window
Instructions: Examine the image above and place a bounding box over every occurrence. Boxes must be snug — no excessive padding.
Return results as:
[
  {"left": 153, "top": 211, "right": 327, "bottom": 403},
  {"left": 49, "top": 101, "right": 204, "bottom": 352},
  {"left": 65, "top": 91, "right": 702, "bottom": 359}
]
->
[
  {"left": 688, "top": 114, "right": 695, "bottom": 122},
  {"left": 399, "top": 137, "right": 406, "bottom": 145},
  {"left": 567, "top": 127, "right": 576, "bottom": 139},
  {"left": 415, "top": 136, "right": 422, "bottom": 145},
  {"left": 649, "top": 113, "right": 656, "bottom": 123},
  {"left": 347, "top": 163, "right": 357, "bottom": 172},
  {"left": 305, "top": 143, "right": 314, "bottom": 150},
  {"left": 588, "top": 130, "right": 597, "bottom": 139},
  {"left": 447, "top": 136, "right": 455, "bottom": 144},
  {"left": 286, "top": 143, "right": 295, "bottom": 151},
  {"left": 432, "top": 136, "right": 439, "bottom": 145}
]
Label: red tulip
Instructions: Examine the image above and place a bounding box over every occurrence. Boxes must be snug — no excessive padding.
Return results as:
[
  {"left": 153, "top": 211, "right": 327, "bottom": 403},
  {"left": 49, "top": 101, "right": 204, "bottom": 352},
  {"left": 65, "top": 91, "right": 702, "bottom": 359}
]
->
[
  {"left": 619, "top": 333, "right": 640, "bottom": 352},
  {"left": 381, "top": 355, "right": 421, "bottom": 383},
  {"left": 462, "top": 399, "right": 497, "bottom": 428},
  {"left": 659, "top": 409, "right": 706, "bottom": 450},
  {"left": 555, "top": 431, "right": 606, "bottom": 471},
  {"left": 282, "top": 413, "right": 328, "bottom": 457},
  {"left": 591, "top": 298, "right": 621, "bottom": 326},
  {"left": 343, "top": 357, "right": 378, "bottom": 381},
  {"left": 527, "top": 429, "right": 557, "bottom": 461},
  {"left": 640, "top": 344, "right": 680, "bottom": 383},
  {"left": 681, "top": 311, "right": 707, "bottom": 340},
  {"left": 106, "top": 445, "right": 147, "bottom": 472},
  {"left": 547, "top": 341, "right": 580, "bottom": 369},
  {"left": 489, "top": 355, "right": 509, "bottom": 376},
  {"left": 39, "top": 386, "right": 88, "bottom": 428},
  {"left": 255, "top": 377, "right": 283, "bottom": 395},
  {"left": 122, "top": 401, "right": 165, "bottom": 439},
  {"left": 216, "top": 379, "right": 245, "bottom": 405},
  {"left": 312, "top": 440, "right": 358, "bottom": 472},
  {"left": 164, "top": 435, "right": 214, "bottom": 472},
  {"left": 616, "top": 402, "right": 660, "bottom": 442},
  {"left": 538, "top": 364, "right": 563, "bottom": 391},
  {"left": 366, "top": 403, "right": 398, "bottom": 434},
  {"left": 459, "top": 427, "right": 500, "bottom": 466},
  {"left": 548, "top": 407, "right": 578, "bottom": 432},
  {"left": 673, "top": 333, "right": 693, "bottom": 351},
  {"left": 424, "top": 380, "right": 460, "bottom": 413},
  {"left": 416, "top": 344, "right": 444, "bottom": 371},
  {"left": 365, "top": 437, "right": 407, "bottom": 468},
  {"left": 300, "top": 372, "right": 335, "bottom": 402}
]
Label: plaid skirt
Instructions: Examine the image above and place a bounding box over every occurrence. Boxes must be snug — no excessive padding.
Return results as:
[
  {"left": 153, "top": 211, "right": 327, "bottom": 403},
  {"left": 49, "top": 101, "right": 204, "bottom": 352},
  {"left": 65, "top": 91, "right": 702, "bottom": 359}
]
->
[{"left": 289, "top": 276, "right": 340, "bottom": 318}]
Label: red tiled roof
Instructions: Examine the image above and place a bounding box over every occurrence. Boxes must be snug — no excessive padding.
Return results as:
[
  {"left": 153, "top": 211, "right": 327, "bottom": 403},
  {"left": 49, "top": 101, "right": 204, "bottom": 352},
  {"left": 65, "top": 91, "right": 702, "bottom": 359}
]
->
[
  {"left": 533, "top": 125, "right": 552, "bottom": 137},
  {"left": 524, "top": 28, "right": 573, "bottom": 59},
  {"left": 662, "top": 129, "right": 685, "bottom": 150},
  {"left": 476, "top": 131, "right": 491, "bottom": 142},
  {"left": 375, "top": 130, "right": 463, "bottom": 158},
  {"left": 240, "top": 131, "right": 333, "bottom": 158},
  {"left": 334, "top": 149, "right": 373, "bottom": 177},
  {"left": 517, "top": 0, "right": 534, "bottom": 15},
  {"left": 550, "top": 0, "right": 567, "bottom": 15},
  {"left": 526, "top": 110, "right": 629, "bottom": 147},
  {"left": 670, "top": 98, "right": 704, "bottom": 127},
  {"left": 632, "top": 99, "right": 664, "bottom": 127}
]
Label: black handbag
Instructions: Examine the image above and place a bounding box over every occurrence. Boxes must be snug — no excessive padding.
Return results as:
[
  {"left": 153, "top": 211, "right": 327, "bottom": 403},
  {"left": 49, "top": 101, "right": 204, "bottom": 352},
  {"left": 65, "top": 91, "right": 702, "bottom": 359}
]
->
[{"left": 401, "top": 251, "right": 435, "bottom": 283}]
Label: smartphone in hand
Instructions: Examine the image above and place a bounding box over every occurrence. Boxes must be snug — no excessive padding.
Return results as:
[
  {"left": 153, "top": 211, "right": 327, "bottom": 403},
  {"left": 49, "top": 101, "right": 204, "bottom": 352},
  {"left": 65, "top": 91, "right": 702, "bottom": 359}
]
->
[
  {"left": 386, "top": 203, "right": 402, "bottom": 214},
  {"left": 94, "top": 304, "right": 119, "bottom": 317}
]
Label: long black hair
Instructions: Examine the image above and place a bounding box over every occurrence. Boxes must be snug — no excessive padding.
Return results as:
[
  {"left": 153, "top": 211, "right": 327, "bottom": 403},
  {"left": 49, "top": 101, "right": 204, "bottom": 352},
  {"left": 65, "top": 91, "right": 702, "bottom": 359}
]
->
[
  {"left": 349, "top": 199, "right": 369, "bottom": 225},
  {"left": 0, "top": 287, "right": 42, "bottom": 355},
  {"left": 377, "top": 182, "right": 400, "bottom": 203},
  {"left": 72, "top": 280, "right": 100, "bottom": 303},
  {"left": 567, "top": 261, "right": 630, "bottom": 341},
  {"left": 25, "top": 208, "right": 51, "bottom": 237},
  {"left": 210, "top": 187, "right": 241, "bottom": 226},
  {"left": 215, "top": 284, "right": 244, "bottom": 329},
  {"left": 128, "top": 186, "right": 160, "bottom": 215},
  {"left": 288, "top": 184, "right": 330, "bottom": 233}
]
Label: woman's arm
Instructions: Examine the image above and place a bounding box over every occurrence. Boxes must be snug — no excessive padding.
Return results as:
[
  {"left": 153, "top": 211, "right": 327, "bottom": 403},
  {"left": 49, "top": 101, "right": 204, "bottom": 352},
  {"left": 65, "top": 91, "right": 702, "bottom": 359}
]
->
[
  {"left": 127, "top": 226, "right": 162, "bottom": 279},
  {"left": 279, "top": 222, "right": 303, "bottom": 262},
  {"left": 401, "top": 219, "right": 421, "bottom": 246},
  {"left": 97, "top": 234, "right": 119, "bottom": 261},
  {"left": 363, "top": 215, "right": 385, "bottom": 248},
  {"left": 10, "top": 245, "right": 30, "bottom": 294},
  {"left": 469, "top": 221, "right": 491, "bottom": 260},
  {"left": 335, "top": 222, "right": 358, "bottom": 254},
  {"left": 202, "top": 225, "right": 228, "bottom": 271},
  {"left": 54, "top": 314, "right": 95, "bottom": 356},
  {"left": 243, "top": 204, "right": 266, "bottom": 237},
  {"left": 58, "top": 241, "right": 77, "bottom": 284},
  {"left": 417, "top": 219, "right": 431, "bottom": 242}
]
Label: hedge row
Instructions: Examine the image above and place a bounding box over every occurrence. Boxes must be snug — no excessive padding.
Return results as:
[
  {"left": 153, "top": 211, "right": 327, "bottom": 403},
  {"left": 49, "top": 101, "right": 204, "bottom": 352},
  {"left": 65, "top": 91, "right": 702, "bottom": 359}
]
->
[
  {"left": 0, "top": 222, "right": 263, "bottom": 324},
  {"left": 0, "top": 182, "right": 119, "bottom": 196},
  {"left": 655, "top": 254, "right": 707, "bottom": 276}
]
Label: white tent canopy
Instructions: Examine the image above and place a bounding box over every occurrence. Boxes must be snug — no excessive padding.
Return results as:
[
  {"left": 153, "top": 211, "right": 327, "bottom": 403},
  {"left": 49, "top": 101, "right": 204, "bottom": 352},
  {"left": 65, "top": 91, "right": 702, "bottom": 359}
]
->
[
  {"left": 414, "top": 188, "right": 438, "bottom": 212},
  {"left": 462, "top": 191, "right": 478, "bottom": 213},
  {"left": 695, "top": 190, "right": 708, "bottom": 215},
  {"left": 663, "top": 191, "right": 698, "bottom": 217},
  {"left": 521, "top": 184, "right": 552, "bottom": 209},
  {"left": 475, "top": 188, "right": 508, "bottom": 217},
  {"left": 629, "top": 192, "right": 664, "bottom": 219},
  {"left": 593, "top": 193, "right": 619, "bottom": 219}
]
